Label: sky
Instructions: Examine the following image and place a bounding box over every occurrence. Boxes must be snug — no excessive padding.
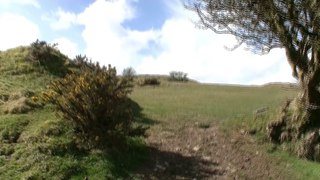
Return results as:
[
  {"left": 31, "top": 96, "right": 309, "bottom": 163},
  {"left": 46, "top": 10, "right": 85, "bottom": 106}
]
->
[{"left": 0, "top": 0, "right": 297, "bottom": 85}]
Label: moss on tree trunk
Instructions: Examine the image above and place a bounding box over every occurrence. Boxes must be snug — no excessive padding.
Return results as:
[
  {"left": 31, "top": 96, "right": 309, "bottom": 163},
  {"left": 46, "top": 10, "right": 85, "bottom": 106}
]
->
[{"left": 267, "top": 69, "right": 320, "bottom": 161}]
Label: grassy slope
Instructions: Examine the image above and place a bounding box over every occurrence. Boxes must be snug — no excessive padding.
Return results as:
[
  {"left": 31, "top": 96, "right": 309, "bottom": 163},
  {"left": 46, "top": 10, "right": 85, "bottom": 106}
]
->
[
  {"left": 131, "top": 82, "right": 320, "bottom": 179},
  {"left": 132, "top": 83, "right": 296, "bottom": 122},
  {"left": 0, "top": 47, "right": 319, "bottom": 179},
  {"left": 0, "top": 47, "right": 147, "bottom": 179}
]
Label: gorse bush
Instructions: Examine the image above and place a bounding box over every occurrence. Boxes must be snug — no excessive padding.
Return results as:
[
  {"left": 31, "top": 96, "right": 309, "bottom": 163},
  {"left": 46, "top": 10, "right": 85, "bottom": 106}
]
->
[
  {"left": 169, "top": 71, "right": 188, "bottom": 82},
  {"left": 27, "top": 39, "right": 69, "bottom": 76},
  {"left": 42, "top": 56, "right": 146, "bottom": 150},
  {"left": 27, "top": 40, "right": 58, "bottom": 61}
]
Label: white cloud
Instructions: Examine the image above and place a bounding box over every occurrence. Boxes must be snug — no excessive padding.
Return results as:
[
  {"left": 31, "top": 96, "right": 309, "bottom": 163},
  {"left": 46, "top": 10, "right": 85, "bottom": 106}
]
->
[
  {"left": 0, "top": 0, "right": 40, "bottom": 8},
  {"left": 77, "top": 0, "right": 158, "bottom": 70},
  {"left": 43, "top": 8, "right": 77, "bottom": 30},
  {"left": 0, "top": 0, "right": 294, "bottom": 85},
  {"left": 0, "top": 13, "right": 40, "bottom": 50},
  {"left": 52, "top": 37, "right": 79, "bottom": 58},
  {"left": 135, "top": 0, "right": 296, "bottom": 85},
  {"left": 75, "top": 0, "right": 295, "bottom": 85}
]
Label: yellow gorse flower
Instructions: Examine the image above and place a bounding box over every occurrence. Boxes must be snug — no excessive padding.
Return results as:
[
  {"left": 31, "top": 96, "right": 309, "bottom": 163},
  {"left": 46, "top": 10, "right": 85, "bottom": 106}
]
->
[{"left": 31, "top": 96, "right": 38, "bottom": 102}]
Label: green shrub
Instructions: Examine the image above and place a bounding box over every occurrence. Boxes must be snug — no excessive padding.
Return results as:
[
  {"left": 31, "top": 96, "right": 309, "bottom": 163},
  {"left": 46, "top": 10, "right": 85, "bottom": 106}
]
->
[
  {"left": 42, "top": 57, "right": 146, "bottom": 150},
  {"left": 26, "top": 39, "right": 69, "bottom": 77},
  {"left": 122, "top": 67, "right": 136, "bottom": 79},
  {"left": 138, "top": 77, "right": 161, "bottom": 86},
  {"left": 169, "top": 71, "right": 188, "bottom": 82}
]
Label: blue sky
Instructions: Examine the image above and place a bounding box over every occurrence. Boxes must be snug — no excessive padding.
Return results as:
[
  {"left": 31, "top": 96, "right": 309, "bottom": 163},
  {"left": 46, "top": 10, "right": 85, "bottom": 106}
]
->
[{"left": 0, "top": 0, "right": 296, "bottom": 85}]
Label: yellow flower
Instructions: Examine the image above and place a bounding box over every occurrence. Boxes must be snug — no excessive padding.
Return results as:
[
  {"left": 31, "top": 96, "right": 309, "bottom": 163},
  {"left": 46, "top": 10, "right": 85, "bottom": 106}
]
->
[{"left": 32, "top": 96, "right": 38, "bottom": 102}]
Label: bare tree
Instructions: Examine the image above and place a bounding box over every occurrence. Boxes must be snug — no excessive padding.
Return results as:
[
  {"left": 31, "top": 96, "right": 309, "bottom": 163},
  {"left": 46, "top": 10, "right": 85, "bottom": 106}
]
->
[{"left": 186, "top": 0, "right": 320, "bottom": 135}]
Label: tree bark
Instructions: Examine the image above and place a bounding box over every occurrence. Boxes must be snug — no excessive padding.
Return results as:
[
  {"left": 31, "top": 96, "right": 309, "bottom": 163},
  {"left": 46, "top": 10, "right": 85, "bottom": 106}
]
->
[{"left": 298, "top": 65, "right": 320, "bottom": 134}]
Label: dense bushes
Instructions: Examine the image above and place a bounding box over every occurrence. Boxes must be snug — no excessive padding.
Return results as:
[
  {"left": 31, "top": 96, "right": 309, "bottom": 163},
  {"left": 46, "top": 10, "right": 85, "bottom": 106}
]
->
[
  {"left": 26, "top": 39, "right": 69, "bottom": 76},
  {"left": 169, "top": 71, "right": 188, "bottom": 82},
  {"left": 138, "top": 76, "right": 161, "bottom": 86},
  {"left": 42, "top": 56, "right": 146, "bottom": 150}
]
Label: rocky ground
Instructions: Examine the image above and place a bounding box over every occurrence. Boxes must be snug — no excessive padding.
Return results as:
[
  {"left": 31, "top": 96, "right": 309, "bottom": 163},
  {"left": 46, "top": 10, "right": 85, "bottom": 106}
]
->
[{"left": 132, "top": 122, "right": 292, "bottom": 180}]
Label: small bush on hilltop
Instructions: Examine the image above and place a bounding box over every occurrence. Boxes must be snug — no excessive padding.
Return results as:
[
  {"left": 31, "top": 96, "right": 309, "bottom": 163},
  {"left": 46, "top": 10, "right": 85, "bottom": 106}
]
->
[
  {"left": 42, "top": 55, "right": 146, "bottom": 150},
  {"left": 169, "top": 71, "right": 188, "bottom": 82},
  {"left": 122, "top": 67, "right": 136, "bottom": 79},
  {"left": 138, "top": 76, "right": 161, "bottom": 86},
  {"left": 27, "top": 39, "right": 69, "bottom": 76}
]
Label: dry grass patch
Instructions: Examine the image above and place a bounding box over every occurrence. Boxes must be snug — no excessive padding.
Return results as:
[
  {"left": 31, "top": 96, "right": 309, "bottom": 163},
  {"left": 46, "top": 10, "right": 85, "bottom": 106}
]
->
[{"left": 1, "top": 91, "right": 42, "bottom": 114}]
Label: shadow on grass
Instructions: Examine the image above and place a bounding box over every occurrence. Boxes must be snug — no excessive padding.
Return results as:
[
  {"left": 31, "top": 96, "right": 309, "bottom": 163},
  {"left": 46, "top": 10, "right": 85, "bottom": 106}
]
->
[
  {"left": 110, "top": 100, "right": 224, "bottom": 179},
  {"left": 43, "top": 137, "right": 218, "bottom": 179},
  {"left": 102, "top": 99, "right": 159, "bottom": 179},
  {"left": 61, "top": 99, "right": 159, "bottom": 179},
  {"left": 53, "top": 137, "right": 149, "bottom": 179},
  {"left": 132, "top": 146, "right": 224, "bottom": 179},
  {"left": 41, "top": 99, "right": 160, "bottom": 179},
  {"left": 129, "top": 98, "right": 159, "bottom": 126},
  {"left": 104, "top": 138, "right": 150, "bottom": 179}
]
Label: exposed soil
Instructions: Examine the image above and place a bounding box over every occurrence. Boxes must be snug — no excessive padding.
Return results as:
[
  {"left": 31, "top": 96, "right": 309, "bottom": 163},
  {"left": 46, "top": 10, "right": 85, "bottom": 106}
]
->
[{"left": 133, "top": 122, "right": 291, "bottom": 180}]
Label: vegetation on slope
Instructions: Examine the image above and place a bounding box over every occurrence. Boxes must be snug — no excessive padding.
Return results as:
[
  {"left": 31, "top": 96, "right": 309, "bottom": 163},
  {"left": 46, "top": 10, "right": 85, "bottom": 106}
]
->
[
  {"left": 131, "top": 83, "right": 320, "bottom": 179},
  {"left": 187, "top": 0, "right": 320, "bottom": 162},
  {"left": 0, "top": 45, "right": 148, "bottom": 179},
  {"left": 1, "top": 43, "right": 319, "bottom": 179},
  {"left": 43, "top": 55, "right": 147, "bottom": 150}
]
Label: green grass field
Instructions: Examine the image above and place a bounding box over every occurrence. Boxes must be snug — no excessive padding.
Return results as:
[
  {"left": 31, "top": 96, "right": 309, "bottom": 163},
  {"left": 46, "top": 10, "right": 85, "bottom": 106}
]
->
[
  {"left": 1, "top": 46, "right": 320, "bottom": 179},
  {"left": 131, "top": 82, "right": 320, "bottom": 179},
  {"left": 131, "top": 82, "right": 296, "bottom": 122}
]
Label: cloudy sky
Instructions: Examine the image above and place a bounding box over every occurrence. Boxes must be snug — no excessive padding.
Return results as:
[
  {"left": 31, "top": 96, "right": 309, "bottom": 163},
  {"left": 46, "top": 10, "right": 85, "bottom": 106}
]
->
[{"left": 0, "top": 0, "right": 296, "bottom": 85}]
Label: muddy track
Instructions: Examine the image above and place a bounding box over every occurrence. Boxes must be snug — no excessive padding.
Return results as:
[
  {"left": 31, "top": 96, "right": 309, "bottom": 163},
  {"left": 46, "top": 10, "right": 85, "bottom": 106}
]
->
[{"left": 132, "top": 122, "right": 290, "bottom": 180}]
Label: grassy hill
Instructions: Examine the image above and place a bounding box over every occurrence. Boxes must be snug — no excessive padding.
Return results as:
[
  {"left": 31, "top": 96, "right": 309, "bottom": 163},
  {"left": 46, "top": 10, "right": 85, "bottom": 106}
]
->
[
  {"left": 0, "top": 46, "right": 319, "bottom": 179},
  {"left": 0, "top": 47, "right": 148, "bottom": 179}
]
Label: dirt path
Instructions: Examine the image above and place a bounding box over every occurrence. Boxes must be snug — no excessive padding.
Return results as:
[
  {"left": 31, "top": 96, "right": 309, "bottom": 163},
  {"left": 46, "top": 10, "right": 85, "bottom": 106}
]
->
[{"left": 133, "top": 122, "right": 290, "bottom": 180}]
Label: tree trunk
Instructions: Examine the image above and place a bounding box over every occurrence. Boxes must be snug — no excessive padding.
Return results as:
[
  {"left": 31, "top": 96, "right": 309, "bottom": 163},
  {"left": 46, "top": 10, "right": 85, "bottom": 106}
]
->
[{"left": 298, "top": 67, "right": 320, "bottom": 134}]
